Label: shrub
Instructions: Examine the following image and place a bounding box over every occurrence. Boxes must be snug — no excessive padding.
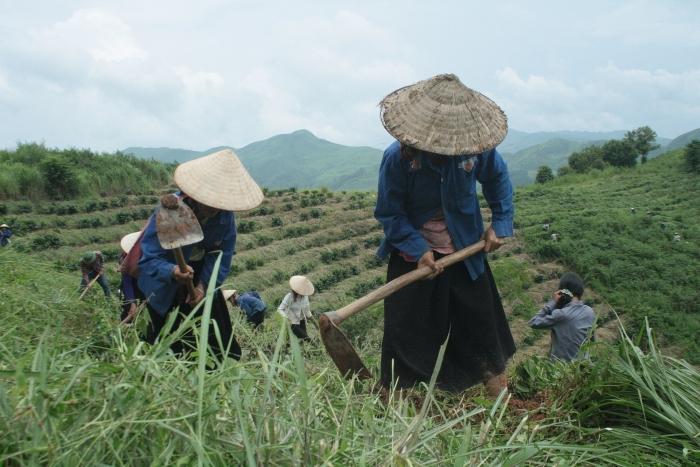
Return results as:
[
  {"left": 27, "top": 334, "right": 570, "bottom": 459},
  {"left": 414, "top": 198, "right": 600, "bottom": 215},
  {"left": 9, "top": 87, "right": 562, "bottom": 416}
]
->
[
  {"left": 85, "top": 201, "right": 98, "bottom": 213},
  {"left": 535, "top": 165, "right": 554, "bottom": 184},
  {"left": 284, "top": 226, "right": 311, "bottom": 238},
  {"left": 271, "top": 217, "right": 283, "bottom": 227},
  {"left": 299, "top": 212, "right": 309, "bottom": 221},
  {"left": 684, "top": 139, "right": 700, "bottom": 172},
  {"left": 237, "top": 220, "right": 257, "bottom": 234},
  {"left": 115, "top": 211, "right": 132, "bottom": 224},
  {"left": 0, "top": 204, "right": 6, "bottom": 216},
  {"left": 98, "top": 200, "right": 109, "bottom": 211},
  {"left": 255, "top": 234, "right": 274, "bottom": 246},
  {"left": 17, "top": 203, "right": 32, "bottom": 214},
  {"left": 309, "top": 208, "right": 321, "bottom": 218},
  {"left": 31, "top": 233, "right": 62, "bottom": 250},
  {"left": 244, "top": 257, "right": 265, "bottom": 270},
  {"left": 364, "top": 255, "right": 386, "bottom": 269},
  {"left": 99, "top": 190, "right": 108, "bottom": 197},
  {"left": 282, "top": 203, "right": 294, "bottom": 212}
]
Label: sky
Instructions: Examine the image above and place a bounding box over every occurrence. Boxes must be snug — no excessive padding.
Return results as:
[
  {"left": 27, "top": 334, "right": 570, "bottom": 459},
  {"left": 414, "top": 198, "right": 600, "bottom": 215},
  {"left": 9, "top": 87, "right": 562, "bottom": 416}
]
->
[{"left": 1, "top": 0, "right": 698, "bottom": 152}]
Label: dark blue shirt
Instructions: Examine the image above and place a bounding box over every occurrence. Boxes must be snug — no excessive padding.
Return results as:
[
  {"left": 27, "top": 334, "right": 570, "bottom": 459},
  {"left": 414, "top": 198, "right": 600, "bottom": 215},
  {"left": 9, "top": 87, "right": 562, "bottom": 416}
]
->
[
  {"left": 374, "top": 141, "right": 514, "bottom": 280},
  {"left": 137, "top": 194, "right": 237, "bottom": 315},
  {"left": 237, "top": 291, "right": 266, "bottom": 321},
  {"left": 1, "top": 229, "right": 11, "bottom": 246}
]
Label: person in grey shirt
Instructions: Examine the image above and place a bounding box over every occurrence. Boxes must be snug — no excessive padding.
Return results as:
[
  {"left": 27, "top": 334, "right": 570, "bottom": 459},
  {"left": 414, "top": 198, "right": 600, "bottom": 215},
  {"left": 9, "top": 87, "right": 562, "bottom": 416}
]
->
[{"left": 528, "top": 272, "right": 595, "bottom": 362}]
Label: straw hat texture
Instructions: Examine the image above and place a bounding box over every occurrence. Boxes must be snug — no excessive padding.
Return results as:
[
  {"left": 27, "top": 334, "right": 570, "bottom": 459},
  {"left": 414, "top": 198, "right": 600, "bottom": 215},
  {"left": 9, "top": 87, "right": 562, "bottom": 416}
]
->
[
  {"left": 174, "top": 149, "right": 264, "bottom": 211},
  {"left": 379, "top": 74, "right": 508, "bottom": 156},
  {"left": 290, "top": 276, "right": 314, "bottom": 296},
  {"left": 222, "top": 290, "right": 236, "bottom": 301},
  {"left": 120, "top": 231, "right": 141, "bottom": 254}
]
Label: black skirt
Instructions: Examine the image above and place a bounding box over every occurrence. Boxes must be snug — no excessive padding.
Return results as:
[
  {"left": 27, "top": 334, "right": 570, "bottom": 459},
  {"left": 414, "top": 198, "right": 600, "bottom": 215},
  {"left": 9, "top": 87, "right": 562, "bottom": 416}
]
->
[
  {"left": 381, "top": 250, "right": 516, "bottom": 392},
  {"left": 145, "top": 260, "right": 241, "bottom": 362}
]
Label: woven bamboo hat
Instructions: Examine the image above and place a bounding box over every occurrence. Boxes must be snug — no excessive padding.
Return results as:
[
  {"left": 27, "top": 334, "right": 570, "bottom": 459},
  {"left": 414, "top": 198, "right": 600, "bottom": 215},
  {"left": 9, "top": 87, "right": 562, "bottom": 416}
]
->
[
  {"left": 379, "top": 74, "right": 508, "bottom": 155},
  {"left": 120, "top": 231, "right": 141, "bottom": 254},
  {"left": 290, "top": 276, "right": 314, "bottom": 296},
  {"left": 174, "top": 149, "right": 264, "bottom": 211},
  {"left": 0, "top": 224, "right": 8, "bottom": 228},
  {"left": 222, "top": 290, "right": 236, "bottom": 301}
]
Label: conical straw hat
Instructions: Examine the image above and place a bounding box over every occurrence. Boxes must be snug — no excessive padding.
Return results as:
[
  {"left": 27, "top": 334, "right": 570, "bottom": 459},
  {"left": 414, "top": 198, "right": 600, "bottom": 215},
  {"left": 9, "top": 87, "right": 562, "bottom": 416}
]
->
[
  {"left": 120, "top": 231, "right": 141, "bottom": 253},
  {"left": 174, "top": 149, "right": 264, "bottom": 211},
  {"left": 379, "top": 74, "right": 508, "bottom": 155},
  {"left": 290, "top": 275, "right": 314, "bottom": 296},
  {"left": 222, "top": 290, "right": 236, "bottom": 300}
]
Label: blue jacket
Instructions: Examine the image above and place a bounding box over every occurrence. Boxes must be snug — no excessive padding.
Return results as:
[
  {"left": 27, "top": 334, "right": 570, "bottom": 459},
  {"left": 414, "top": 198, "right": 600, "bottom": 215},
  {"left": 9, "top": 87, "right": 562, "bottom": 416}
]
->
[
  {"left": 137, "top": 197, "right": 237, "bottom": 315},
  {"left": 374, "top": 140, "right": 514, "bottom": 280},
  {"left": 1, "top": 229, "right": 11, "bottom": 246},
  {"left": 237, "top": 291, "right": 266, "bottom": 321}
]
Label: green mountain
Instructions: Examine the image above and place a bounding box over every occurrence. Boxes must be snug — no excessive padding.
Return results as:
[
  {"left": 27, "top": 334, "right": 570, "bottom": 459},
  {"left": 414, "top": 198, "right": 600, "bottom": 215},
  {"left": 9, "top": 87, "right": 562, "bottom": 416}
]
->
[
  {"left": 649, "top": 127, "right": 700, "bottom": 157},
  {"left": 502, "top": 138, "right": 606, "bottom": 186},
  {"left": 499, "top": 129, "right": 633, "bottom": 153},
  {"left": 124, "top": 130, "right": 382, "bottom": 191}
]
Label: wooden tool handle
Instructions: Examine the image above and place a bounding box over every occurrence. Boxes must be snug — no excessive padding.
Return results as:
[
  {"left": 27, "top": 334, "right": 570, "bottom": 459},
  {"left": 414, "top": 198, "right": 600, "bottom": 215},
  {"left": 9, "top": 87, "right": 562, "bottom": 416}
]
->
[
  {"left": 172, "top": 247, "right": 198, "bottom": 299},
  {"left": 326, "top": 240, "right": 486, "bottom": 326},
  {"left": 79, "top": 273, "right": 101, "bottom": 300}
]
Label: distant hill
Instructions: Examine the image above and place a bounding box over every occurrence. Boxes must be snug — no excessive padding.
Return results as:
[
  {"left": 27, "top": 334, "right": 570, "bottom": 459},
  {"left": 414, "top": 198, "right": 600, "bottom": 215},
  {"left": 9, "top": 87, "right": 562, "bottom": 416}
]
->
[
  {"left": 649, "top": 127, "right": 700, "bottom": 158},
  {"left": 503, "top": 138, "right": 606, "bottom": 186},
  {"left": 124, "top": 130, "right": 383, "bottom": 191},
  {"left": 123, "top": 127, "right": 684, "bottom": 190},
  {"left": 499, "top": 129, "right": 634, "bottom": 154}
]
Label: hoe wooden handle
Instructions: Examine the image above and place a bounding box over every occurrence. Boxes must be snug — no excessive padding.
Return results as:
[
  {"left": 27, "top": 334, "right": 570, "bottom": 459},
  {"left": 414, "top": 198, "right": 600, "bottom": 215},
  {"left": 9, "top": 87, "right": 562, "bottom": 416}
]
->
[
  {"left": 326, "top": 240, "right": 486, "bottom": 326},
  {"left": 173, "top": 247, "right": 198, "bottom": 299},
  {"left": 79, "top": 273, "right": 102, "bottom": 300}
]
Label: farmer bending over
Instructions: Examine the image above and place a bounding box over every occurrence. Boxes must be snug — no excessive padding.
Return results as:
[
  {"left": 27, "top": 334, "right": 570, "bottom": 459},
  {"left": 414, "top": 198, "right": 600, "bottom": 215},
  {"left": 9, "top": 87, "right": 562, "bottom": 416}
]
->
[
  {"left": 79, "top": 251, "right": 111, "bottom": 298},
  {"left": 528, "top": 272, "right": 595, "bottom": 363},
  {"left": 374, "top": 74, "right": 516, "bottom": 396},
  {"left": 224, "top": 290, "right": 266, "bottom": 328},
  {"left": 137, "top": 149, "right": 263, "bottom": 362}
]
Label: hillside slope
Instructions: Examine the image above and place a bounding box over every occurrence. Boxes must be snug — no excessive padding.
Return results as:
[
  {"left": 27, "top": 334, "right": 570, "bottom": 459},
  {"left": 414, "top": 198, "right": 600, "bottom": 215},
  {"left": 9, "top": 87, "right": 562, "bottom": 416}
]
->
[{"left": 515, "top": 148, "right": 700, "bottom": 361}]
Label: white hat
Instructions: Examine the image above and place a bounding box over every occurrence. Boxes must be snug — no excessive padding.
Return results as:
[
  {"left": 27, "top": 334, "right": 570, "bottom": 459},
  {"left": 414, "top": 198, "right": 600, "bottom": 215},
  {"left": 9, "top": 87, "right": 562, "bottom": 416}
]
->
[
  {"left": 380, "top": 74, "right": 508, "bottom": 155},
  {"left": 290, "top": 276, "right": 314, "bottom": 296},
  {"left": 120, "top": 231, "right": 141, "bottom": 253},
  {"left": 222, "top": 290, "right": 236, "bottom": 300},
  {"left": 0, "top": 224, "right": 8, "bottom": 228},
  {"left": 174, "top": 149, "right": 264, "bottom": 211}
]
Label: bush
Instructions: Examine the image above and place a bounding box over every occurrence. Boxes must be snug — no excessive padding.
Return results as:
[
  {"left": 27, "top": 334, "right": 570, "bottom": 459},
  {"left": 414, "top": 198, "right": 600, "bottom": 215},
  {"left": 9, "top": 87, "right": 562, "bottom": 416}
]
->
[
  {"left": 282, "top": 203, "right": 294, "bottom": 212},
  {"left": 237, "top": 220, "right": 257, "bottom": 234},
  {"left": 684, "top": 139, "right": 700, "bottom": 172},
  {"left": 31, "top": 233, "right": 62, "bottom": 250},
  {"left": 85, "top": 201, "right": 98, "bottom": 213},
  {"left": 115, "top": 211, "right": 132, "bottom": 224},
  {"left": 244, "top": 257, "right": 265, "bottom": 270},
  {"left": 284, "top": 226, "right": 311, "bottom": 238},
  {"left": 0, "top": 204, "right": 6, "bottom": 216},
  {"left": 299, "top": 212, "right": 309, "bottom": 221},
  {"left": 271, "top": 217, "right": 283, "bottom": 227},
  {"left": 255, "top": 234, "right": 274, "bottom": 246},
  {"left": 17, "top": 203, "right": 32, "bottom": 214},
  {"left": 309, "top": 208, "right": 321, "bottom": 218},
  {"left": 535, "top": 165, "right": 555, "bottom": 184}
]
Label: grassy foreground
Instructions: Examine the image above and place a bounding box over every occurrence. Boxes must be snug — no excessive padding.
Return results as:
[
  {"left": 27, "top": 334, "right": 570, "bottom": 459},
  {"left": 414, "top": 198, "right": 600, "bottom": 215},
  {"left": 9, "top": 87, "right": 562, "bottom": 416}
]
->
[{"left": 1, "top": 248, "right": 699, "bottom": 466}]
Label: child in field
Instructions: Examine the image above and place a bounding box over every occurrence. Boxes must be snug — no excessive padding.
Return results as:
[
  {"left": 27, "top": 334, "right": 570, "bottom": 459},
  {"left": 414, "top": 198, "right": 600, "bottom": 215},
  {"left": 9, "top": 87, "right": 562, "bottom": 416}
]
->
[
  {"left": 277, "top": 276, "right": 315, "bottom": 342},
  {"left": 528, "top": 272, "right": 594, "bottom": 363}
]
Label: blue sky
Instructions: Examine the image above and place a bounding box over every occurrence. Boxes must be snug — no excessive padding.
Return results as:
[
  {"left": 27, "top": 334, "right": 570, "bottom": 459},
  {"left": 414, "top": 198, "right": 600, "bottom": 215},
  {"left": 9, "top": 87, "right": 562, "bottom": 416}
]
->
[{"left": 1, "top": 0, "right": 698, "bottom": 152}]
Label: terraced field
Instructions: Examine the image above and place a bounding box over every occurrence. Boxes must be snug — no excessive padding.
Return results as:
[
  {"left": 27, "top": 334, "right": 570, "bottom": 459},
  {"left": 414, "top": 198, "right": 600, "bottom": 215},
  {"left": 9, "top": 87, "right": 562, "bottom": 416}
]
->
[{"left": 1, "top": 184, "right": 616, "bottom": 370}]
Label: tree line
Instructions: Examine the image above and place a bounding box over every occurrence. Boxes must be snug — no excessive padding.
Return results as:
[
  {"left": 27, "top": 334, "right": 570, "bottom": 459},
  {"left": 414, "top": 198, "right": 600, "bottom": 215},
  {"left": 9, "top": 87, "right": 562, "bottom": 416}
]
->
[{"left": 534, "top": 126, "right": 699, "bottom": 184}]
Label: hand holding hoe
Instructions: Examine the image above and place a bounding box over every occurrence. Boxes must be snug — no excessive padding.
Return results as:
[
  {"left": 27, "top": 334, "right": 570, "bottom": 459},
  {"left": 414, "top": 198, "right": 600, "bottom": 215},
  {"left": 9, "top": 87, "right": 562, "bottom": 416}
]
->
[
  {"left": 155, "top": 195, "right": 204, "bottom": 301},
  {"left": 79, "top": 273, "right": 102, "bottom": 300},
  {"left": 318, "top": 240, "right": 486, "bottom": 380}
]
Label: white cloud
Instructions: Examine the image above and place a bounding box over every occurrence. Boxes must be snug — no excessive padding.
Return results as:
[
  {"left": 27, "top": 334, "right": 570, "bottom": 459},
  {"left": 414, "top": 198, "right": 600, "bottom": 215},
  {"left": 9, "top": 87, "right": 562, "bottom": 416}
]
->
[{"left": 494, "top": 63, "right": 700, "bottom": 136}]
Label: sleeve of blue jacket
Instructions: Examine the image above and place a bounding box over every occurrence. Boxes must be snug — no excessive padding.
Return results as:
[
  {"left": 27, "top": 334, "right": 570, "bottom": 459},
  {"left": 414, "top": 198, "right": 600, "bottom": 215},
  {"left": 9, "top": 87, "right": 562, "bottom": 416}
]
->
[
  {"left": 374, "top": 145, "right": 432, "bottom": 260},
  {"left": 139, "top": 212, "right": 178, "bottom": 284},
  {"left": 198, "top": 215, "right": 236, "bottom": 289},
  {"left": 474, "top": 148, "right": 514, "bottom": 238}
]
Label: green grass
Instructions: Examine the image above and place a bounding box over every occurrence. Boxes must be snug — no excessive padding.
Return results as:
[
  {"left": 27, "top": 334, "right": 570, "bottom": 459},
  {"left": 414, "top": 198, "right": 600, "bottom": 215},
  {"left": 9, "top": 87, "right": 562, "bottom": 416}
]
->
[
  {"left": 3, "top": 148, "right": 700, "bottom": 464},
  {"left": 515, "top": 148, "right": 700, "bottom": 361}
]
